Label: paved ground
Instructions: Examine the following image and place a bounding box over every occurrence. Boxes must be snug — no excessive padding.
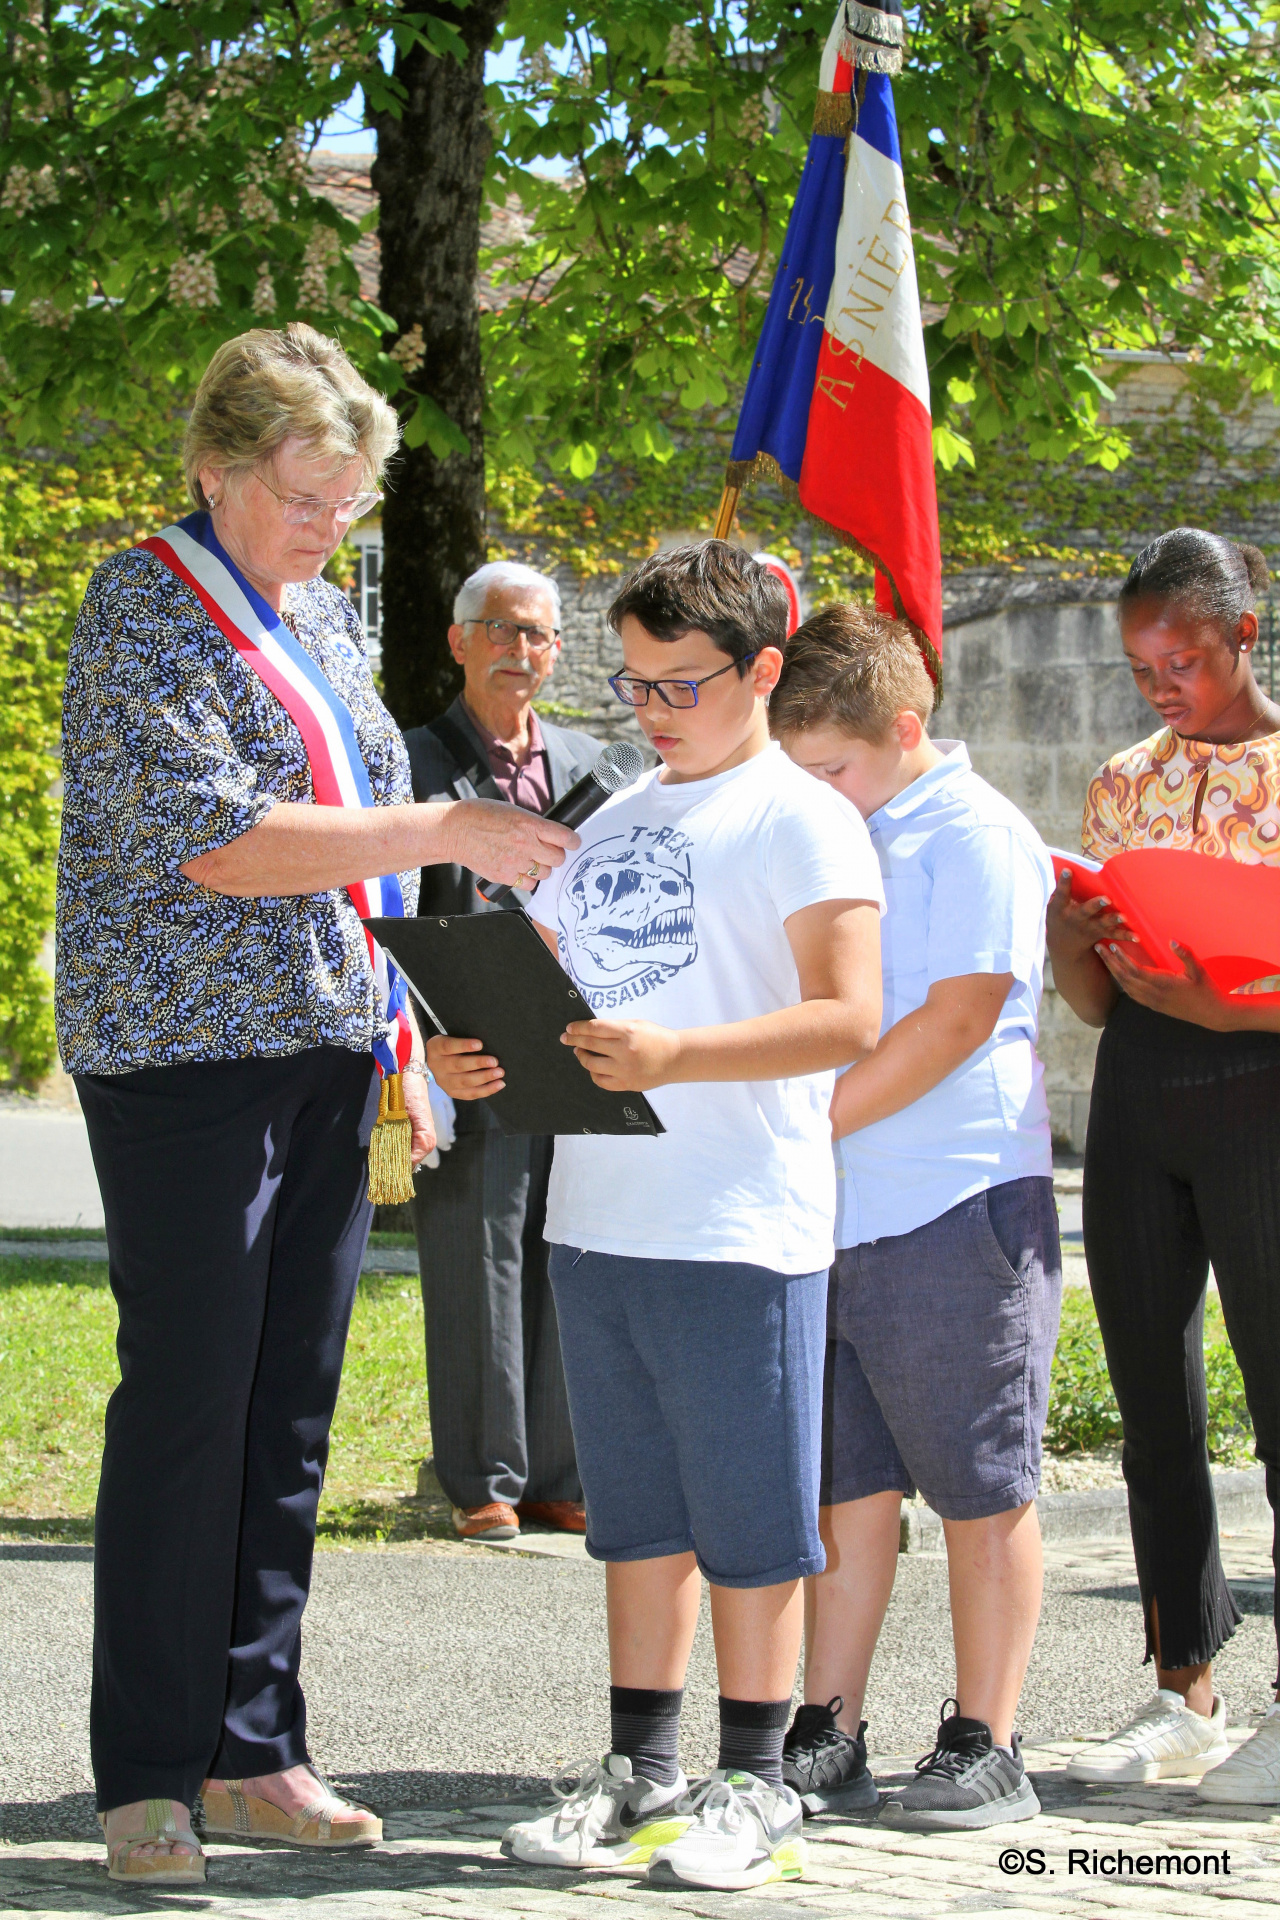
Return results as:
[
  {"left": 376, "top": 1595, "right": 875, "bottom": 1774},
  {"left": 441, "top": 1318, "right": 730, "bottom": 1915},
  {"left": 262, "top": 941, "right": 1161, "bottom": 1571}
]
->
[
  {"left": 0, "top": 1111, "right": 1087, "bottom": 1278},
  {"left": 0, "top": 1109, "right": 102, "bottom": 1230},
  {"left": 0, "top": 1529, "right": 1275, "bottom": 1914}
]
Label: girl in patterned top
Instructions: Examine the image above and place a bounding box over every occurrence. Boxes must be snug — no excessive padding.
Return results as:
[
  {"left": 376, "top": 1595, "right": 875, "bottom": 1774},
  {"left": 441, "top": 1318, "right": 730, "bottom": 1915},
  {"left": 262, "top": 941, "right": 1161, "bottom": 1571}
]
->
[{"left": 1047, "top": 528, "right": 1280, "bottom": 1804}]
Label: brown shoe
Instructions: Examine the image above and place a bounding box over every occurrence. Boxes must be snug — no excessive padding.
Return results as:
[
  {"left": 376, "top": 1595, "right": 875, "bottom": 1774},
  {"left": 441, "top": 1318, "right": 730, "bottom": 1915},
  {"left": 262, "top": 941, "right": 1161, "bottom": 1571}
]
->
[
  {"left": 516, "top": 1500, "right": 587, "bottom": 1534},
  {"left": 199, "top": 1770, "right": 380, "bottom": 1849},
  {"left": 452, "top": 1501, "right": 519, "bottom": 1540}
]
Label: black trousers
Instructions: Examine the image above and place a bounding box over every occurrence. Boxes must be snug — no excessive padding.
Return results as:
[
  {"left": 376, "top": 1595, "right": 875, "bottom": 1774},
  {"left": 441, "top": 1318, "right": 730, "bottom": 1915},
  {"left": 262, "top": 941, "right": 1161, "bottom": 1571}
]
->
[
  {"left": 412, "top": 1130, "right": 579, "bottom": 1511},
  {"left": 1084, "top": 996, "right": 1280, "bottom": 1677},
  {"left": 77, "top": 1047, "right": 379, "bottom": 1811}
]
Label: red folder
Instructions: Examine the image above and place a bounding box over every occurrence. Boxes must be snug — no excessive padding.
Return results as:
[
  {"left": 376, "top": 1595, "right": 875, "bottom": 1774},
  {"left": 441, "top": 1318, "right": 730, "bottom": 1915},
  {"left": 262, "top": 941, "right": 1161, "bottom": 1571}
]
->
[{"left": 1050, "top": 846, "right": 1280, "bottom": 1002}]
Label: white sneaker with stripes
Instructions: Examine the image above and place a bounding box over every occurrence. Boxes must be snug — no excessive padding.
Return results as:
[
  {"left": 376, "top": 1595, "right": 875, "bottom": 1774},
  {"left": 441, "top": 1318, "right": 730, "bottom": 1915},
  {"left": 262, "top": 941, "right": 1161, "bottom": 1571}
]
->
[
  {"left": 1066, "top": 1690, "right": 1229, "bottom": 1784},
  {"left": 501, "top": 1755, "right": 690, "bottom": 1873}
]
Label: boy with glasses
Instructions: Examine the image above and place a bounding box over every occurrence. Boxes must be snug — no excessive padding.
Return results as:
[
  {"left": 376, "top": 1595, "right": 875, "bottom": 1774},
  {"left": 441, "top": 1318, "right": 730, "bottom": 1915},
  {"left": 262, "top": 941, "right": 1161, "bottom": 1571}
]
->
[{"left": 430, "top": 543, "right": 884, "bottom": 1890}]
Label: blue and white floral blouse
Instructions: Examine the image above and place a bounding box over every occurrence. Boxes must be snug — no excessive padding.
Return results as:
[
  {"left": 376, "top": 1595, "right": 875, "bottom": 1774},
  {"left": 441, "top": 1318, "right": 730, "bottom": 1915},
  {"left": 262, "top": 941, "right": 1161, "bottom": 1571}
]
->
[{"left": 56, "top": 544, "right": 419, "bottom": 1076}]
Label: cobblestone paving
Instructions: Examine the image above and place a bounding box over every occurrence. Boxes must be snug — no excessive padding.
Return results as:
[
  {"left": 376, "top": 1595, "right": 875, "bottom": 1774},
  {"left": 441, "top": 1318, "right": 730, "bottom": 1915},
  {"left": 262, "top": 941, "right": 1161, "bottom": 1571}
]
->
[
  {"left": 2, "top": 1531, "right": 1274, "bottom": 1916},
  {"left": 1, "top": 1747, "right": 1276, "bottom": 1918}
]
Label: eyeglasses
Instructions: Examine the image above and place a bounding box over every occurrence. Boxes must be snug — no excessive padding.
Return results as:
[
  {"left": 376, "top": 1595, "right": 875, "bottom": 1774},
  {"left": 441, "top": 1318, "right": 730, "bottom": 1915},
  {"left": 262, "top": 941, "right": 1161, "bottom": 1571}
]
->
[
  {"left": 608, "top": 653, "right": 758, "bottom": 709},
  {"left": 256, "top": 473, "right": 383, "bottom": 526},
  {"left": 468, "top": 618, "right": 561, "bottom": 652}
]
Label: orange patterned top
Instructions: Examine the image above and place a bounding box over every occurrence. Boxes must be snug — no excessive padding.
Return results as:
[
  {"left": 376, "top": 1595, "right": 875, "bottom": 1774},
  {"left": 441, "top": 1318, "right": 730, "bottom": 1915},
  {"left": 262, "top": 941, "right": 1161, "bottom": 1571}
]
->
[{"left": 1081, "top": 727, "right": 1280, "bottom": 866}]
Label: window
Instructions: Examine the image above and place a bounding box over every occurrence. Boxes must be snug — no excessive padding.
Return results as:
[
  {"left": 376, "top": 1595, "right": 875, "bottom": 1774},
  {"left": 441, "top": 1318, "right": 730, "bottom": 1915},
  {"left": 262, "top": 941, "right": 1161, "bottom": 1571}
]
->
[{"left": 347, "top": 529, "right": 383, "bottom": 666}]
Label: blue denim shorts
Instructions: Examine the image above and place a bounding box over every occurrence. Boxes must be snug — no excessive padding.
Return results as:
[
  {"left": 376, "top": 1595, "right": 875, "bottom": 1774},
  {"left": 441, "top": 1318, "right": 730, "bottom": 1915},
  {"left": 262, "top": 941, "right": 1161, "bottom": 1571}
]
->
[
  {"left": 823, "top": 1176, "right": 1063, "bottom": 1521},
  {"left": 548, "top": 1246, "right": 828, "bottom": 1587}
]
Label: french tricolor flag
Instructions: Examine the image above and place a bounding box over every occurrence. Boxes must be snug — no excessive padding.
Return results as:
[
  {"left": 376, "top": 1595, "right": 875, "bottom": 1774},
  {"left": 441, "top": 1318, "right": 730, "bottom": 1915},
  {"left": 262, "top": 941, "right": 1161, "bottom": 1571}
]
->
[{"left": 726, "top": 1, "right": 943, "bottom": 685}]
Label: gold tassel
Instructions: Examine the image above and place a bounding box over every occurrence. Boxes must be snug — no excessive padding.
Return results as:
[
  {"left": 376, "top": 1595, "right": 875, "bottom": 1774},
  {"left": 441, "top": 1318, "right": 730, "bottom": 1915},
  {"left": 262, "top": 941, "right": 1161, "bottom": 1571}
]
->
[{"left": 367, "top": 1072, "right": 415, "bottom": 1206}]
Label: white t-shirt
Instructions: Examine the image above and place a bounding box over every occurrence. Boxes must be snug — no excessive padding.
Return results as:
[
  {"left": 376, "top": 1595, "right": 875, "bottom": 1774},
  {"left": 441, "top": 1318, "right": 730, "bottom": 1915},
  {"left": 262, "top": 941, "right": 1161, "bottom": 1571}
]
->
[{"left": 528, "top": 743, "right": 885, "bottom": 1274}]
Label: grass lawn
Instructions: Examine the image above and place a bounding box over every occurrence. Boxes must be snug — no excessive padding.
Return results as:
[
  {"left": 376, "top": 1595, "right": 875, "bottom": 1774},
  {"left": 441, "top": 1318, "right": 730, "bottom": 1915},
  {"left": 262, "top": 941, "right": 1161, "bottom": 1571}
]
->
[
  {"left": 0, "top": 1258, "right": 443, "bottom": 1546},
  {"left": 0, "top": 1258, "right": 1257, "bottom": 1545}
]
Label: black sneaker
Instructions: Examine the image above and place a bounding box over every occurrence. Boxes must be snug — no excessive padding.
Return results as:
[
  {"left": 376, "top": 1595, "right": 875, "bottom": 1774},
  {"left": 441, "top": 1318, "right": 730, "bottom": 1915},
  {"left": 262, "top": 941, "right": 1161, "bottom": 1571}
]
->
[
  {"left": 782, "top": 1697, "right": 879, "bottom": 1815},
  {"left": 879, "top": 1699, "right": 1040, "bottom": 1831}
]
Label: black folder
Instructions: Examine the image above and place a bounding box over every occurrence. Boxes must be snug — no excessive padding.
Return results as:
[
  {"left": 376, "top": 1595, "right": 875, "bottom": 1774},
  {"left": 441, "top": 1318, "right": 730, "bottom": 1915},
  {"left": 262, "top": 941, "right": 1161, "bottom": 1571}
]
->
[{"left": 363, "top": 913, "right": 664, "bottom": 1139}]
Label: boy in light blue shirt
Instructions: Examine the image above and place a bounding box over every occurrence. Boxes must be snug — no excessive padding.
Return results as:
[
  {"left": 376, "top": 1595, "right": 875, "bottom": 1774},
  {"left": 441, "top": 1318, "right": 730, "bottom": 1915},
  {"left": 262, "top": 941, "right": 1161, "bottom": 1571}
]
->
[{"left": 769, "top": 602, "right": 1061, "bottom": 1835}]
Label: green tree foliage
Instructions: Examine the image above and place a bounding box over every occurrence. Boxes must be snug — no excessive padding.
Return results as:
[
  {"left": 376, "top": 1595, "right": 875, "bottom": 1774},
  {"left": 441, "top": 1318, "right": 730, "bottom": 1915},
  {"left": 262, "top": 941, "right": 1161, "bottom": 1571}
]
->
[
  {"left": 2, "top": 2, "right": 1278, "bottom": 1069},
  {"left": 484, "top": 2, "right": 1280, "bottom": 479},
  {"left": 0, "top": 0, "right": 454, "bottom": 442},
  {"left": 4, "top": 3, "right": 1276, "bottom": 469}
]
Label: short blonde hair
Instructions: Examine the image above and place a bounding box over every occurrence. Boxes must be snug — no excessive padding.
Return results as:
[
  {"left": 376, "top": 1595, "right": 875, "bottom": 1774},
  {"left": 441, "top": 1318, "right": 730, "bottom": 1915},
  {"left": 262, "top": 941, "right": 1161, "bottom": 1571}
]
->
[
  {"left": 183, "top": 322, "right": 400, "bottom": 508},
  {"left": 770, "top": 601, "right": 935, "bottom": 743}
]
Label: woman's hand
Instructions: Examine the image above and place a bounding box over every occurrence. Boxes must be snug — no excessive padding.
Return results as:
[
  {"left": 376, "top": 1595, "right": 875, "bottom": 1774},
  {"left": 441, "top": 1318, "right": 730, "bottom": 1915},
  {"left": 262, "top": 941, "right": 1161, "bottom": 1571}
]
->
[
  {"left": 399, "top": 1069, "right": 439, "bottom": 1165},
  {"left": 445, "top": 799, "right": 579, "bottom": 890},
  {"left": 184, "top": 797, "right": 578, "bottom": 899},
  {"left": 562, "top": 1019, "right": 683, "bottom": 1092},
  {"left": 426, "top": 1033, "right": 506, "bottom": 1101},
  {"left": 1044, "top": 867, "right": 1130, "bottom": 1029},
  {"left": 1045, "top": 869, "right": 1136, "bottom": 961},
  {"left": 1096, "top": 938, "right": 1241, "bottom": 1030}
]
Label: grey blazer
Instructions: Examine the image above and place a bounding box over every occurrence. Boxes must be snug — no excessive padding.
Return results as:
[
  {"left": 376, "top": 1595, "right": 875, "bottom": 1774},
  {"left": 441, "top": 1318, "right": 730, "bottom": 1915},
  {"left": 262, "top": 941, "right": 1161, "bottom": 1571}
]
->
[{"left": 401, "top": 696, "right": 600, "bottom": 1132}]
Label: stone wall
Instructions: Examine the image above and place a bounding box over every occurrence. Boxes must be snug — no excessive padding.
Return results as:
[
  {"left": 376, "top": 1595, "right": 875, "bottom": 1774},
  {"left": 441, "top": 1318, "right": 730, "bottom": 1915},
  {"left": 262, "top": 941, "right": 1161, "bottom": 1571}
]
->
[
  {"left": 943, "top": 600, "right": 1153, "bottom": 1151},
  {"left": 539, "top": 573, "right": 639, "bottom": 746}
]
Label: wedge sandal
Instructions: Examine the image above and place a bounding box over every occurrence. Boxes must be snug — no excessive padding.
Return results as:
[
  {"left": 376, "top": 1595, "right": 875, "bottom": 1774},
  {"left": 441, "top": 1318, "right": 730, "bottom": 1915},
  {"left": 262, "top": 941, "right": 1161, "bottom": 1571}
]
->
[
  {"left": 199, "top": 1765, "right": 382, "bottom": 1848},
  {"left": 100, "top": 1799, "right": 206, "bottom": 1884}
]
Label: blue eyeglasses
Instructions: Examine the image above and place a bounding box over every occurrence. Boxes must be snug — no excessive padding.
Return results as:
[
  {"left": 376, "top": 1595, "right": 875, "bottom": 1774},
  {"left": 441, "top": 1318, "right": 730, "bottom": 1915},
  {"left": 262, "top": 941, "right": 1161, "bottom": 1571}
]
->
[{"left": 608, "top": 653, "right": 759, "bottom": 709}]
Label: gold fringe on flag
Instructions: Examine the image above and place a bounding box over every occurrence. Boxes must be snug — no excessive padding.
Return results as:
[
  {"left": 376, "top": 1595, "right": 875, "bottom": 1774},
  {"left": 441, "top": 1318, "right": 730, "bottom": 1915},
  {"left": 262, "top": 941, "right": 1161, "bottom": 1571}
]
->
[
  {"left": 367, "top": 1071, "right": 415, "bottom": 1205},
  {"left": 813, "top": 90, "right": 853, "bottom": 138}
]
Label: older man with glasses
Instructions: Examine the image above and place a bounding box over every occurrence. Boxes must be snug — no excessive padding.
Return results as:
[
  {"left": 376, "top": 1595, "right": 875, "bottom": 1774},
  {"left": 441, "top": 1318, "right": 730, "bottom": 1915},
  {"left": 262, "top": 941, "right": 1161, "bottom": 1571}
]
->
[{"left": 401, "top": 561, "right": 600, "bottom": 1542}]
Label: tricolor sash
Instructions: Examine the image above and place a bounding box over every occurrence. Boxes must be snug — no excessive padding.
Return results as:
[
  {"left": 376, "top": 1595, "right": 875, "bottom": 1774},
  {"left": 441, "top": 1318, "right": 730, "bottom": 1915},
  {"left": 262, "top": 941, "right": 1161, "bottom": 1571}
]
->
[{"left": 140, "top": 512, "right": 415, "bottom": 1083}]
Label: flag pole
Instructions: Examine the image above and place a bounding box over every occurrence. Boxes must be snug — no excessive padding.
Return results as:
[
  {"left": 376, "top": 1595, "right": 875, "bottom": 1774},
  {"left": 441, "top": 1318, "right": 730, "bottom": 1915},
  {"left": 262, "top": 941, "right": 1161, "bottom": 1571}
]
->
[{"left": 712, "top": 485, "right": 740, "bottom": 541}]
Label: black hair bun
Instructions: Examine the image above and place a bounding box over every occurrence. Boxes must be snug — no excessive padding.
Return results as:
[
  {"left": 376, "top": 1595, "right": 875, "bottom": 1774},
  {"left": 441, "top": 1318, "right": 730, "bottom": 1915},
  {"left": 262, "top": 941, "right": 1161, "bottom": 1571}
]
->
[{"left": 1238, "top": 544, "right": 1271, "bottom": 595}]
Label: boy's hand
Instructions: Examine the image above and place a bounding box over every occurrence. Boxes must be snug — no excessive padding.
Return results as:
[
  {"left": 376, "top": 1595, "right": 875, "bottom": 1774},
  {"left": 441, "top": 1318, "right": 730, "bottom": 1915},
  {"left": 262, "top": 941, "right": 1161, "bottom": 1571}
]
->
[
  {"left": 425, "top": 1033, "right": 505, "bottom": 1101},
  {"left": 1046, "top": 867, "right": 1136, "bottom": 961},
  {"left": 562, "top": 1018, "right": 683, "bottom": 1091}
]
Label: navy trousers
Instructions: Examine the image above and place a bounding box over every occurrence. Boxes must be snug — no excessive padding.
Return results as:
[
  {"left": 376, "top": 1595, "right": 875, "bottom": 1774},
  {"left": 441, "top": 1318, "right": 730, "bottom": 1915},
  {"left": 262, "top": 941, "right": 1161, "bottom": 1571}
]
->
[{"left": 77, "top": 1047, "right": 379, "bottom": 1811}]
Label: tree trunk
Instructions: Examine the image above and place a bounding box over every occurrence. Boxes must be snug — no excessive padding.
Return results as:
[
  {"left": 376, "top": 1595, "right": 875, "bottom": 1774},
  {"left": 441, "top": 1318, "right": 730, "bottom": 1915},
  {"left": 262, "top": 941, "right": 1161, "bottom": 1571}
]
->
[{"left": 371, "top": 3, "right": 504, "bottom": 728}]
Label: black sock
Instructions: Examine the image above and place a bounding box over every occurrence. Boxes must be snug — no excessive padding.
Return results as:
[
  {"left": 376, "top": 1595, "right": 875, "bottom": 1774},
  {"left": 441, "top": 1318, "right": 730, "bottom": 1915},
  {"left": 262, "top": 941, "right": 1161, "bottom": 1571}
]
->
[
  {"left": 717, "top": 1697, "right": 792, "bottom": 1787},
  {"left": 610, "top": 1686, "right": 683, "bottom": 1788}
]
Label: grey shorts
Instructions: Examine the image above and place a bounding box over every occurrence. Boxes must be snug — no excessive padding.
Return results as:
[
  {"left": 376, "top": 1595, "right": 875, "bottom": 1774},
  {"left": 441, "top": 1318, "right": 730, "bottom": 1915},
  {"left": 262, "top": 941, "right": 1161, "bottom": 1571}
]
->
[
  {"left": 549, "top": 1246, "right": 828, "bottom": 1588},
  {"left": 822, "top": 1176, "right": 1062, "bottom": 1521}
]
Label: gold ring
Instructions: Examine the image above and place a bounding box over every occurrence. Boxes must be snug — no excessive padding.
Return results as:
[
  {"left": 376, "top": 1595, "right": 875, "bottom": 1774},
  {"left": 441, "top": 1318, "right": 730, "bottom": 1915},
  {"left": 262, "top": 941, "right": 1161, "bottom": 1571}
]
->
[{"left": 525, "top": 864, "right": 540, "bottom": 880}]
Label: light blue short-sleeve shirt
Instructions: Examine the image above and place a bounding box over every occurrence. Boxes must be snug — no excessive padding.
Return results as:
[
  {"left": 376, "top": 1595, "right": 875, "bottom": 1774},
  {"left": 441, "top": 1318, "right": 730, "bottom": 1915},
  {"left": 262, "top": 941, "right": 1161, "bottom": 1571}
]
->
[{"left": 836, "top": 741, "right": 1054, "bottom": 1249}]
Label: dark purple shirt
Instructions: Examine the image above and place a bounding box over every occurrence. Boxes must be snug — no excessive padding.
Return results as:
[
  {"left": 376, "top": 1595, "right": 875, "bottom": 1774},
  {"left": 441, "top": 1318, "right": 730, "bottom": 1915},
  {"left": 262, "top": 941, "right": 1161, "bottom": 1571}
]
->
[{"left": 463, "top": 701, "right": 553, "bottom": 814}]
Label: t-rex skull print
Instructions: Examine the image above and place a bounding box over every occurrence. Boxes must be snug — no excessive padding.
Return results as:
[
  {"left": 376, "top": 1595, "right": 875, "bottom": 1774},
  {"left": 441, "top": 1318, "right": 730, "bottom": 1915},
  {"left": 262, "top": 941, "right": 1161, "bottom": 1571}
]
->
[{"left": 558, "top": 828, "right": 698, "bottom": 1007}]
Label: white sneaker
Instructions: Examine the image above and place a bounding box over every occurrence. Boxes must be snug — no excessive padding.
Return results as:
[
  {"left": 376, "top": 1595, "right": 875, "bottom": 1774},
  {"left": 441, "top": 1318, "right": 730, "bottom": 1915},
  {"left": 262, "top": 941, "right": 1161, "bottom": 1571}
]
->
[
  {"left": 501, "top": 1754, "right": 690, "bottom": 1872},
  {"left": 647, "top": 1771, "right": 806, "bottom": 1891},
  {"left": 1066, "top": 1690, "right": 1229, "bottom": 1784},
  {"left": 1198, "top": 1704, "right": 1280, "bottom": 1804}
]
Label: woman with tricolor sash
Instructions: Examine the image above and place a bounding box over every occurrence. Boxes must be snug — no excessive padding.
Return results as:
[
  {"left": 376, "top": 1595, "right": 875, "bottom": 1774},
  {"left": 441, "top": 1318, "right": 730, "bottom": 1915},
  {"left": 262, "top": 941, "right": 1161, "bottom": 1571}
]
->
[{"left": 54, "top": 324, "right": 576, "bottom": 1885}]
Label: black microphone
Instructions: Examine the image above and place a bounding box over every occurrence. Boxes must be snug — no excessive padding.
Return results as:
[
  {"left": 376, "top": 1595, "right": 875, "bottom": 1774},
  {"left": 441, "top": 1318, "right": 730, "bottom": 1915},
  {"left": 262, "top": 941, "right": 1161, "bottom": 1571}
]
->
[{"left": 478, "top": 739, "right": 646, "bottom": 907}]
